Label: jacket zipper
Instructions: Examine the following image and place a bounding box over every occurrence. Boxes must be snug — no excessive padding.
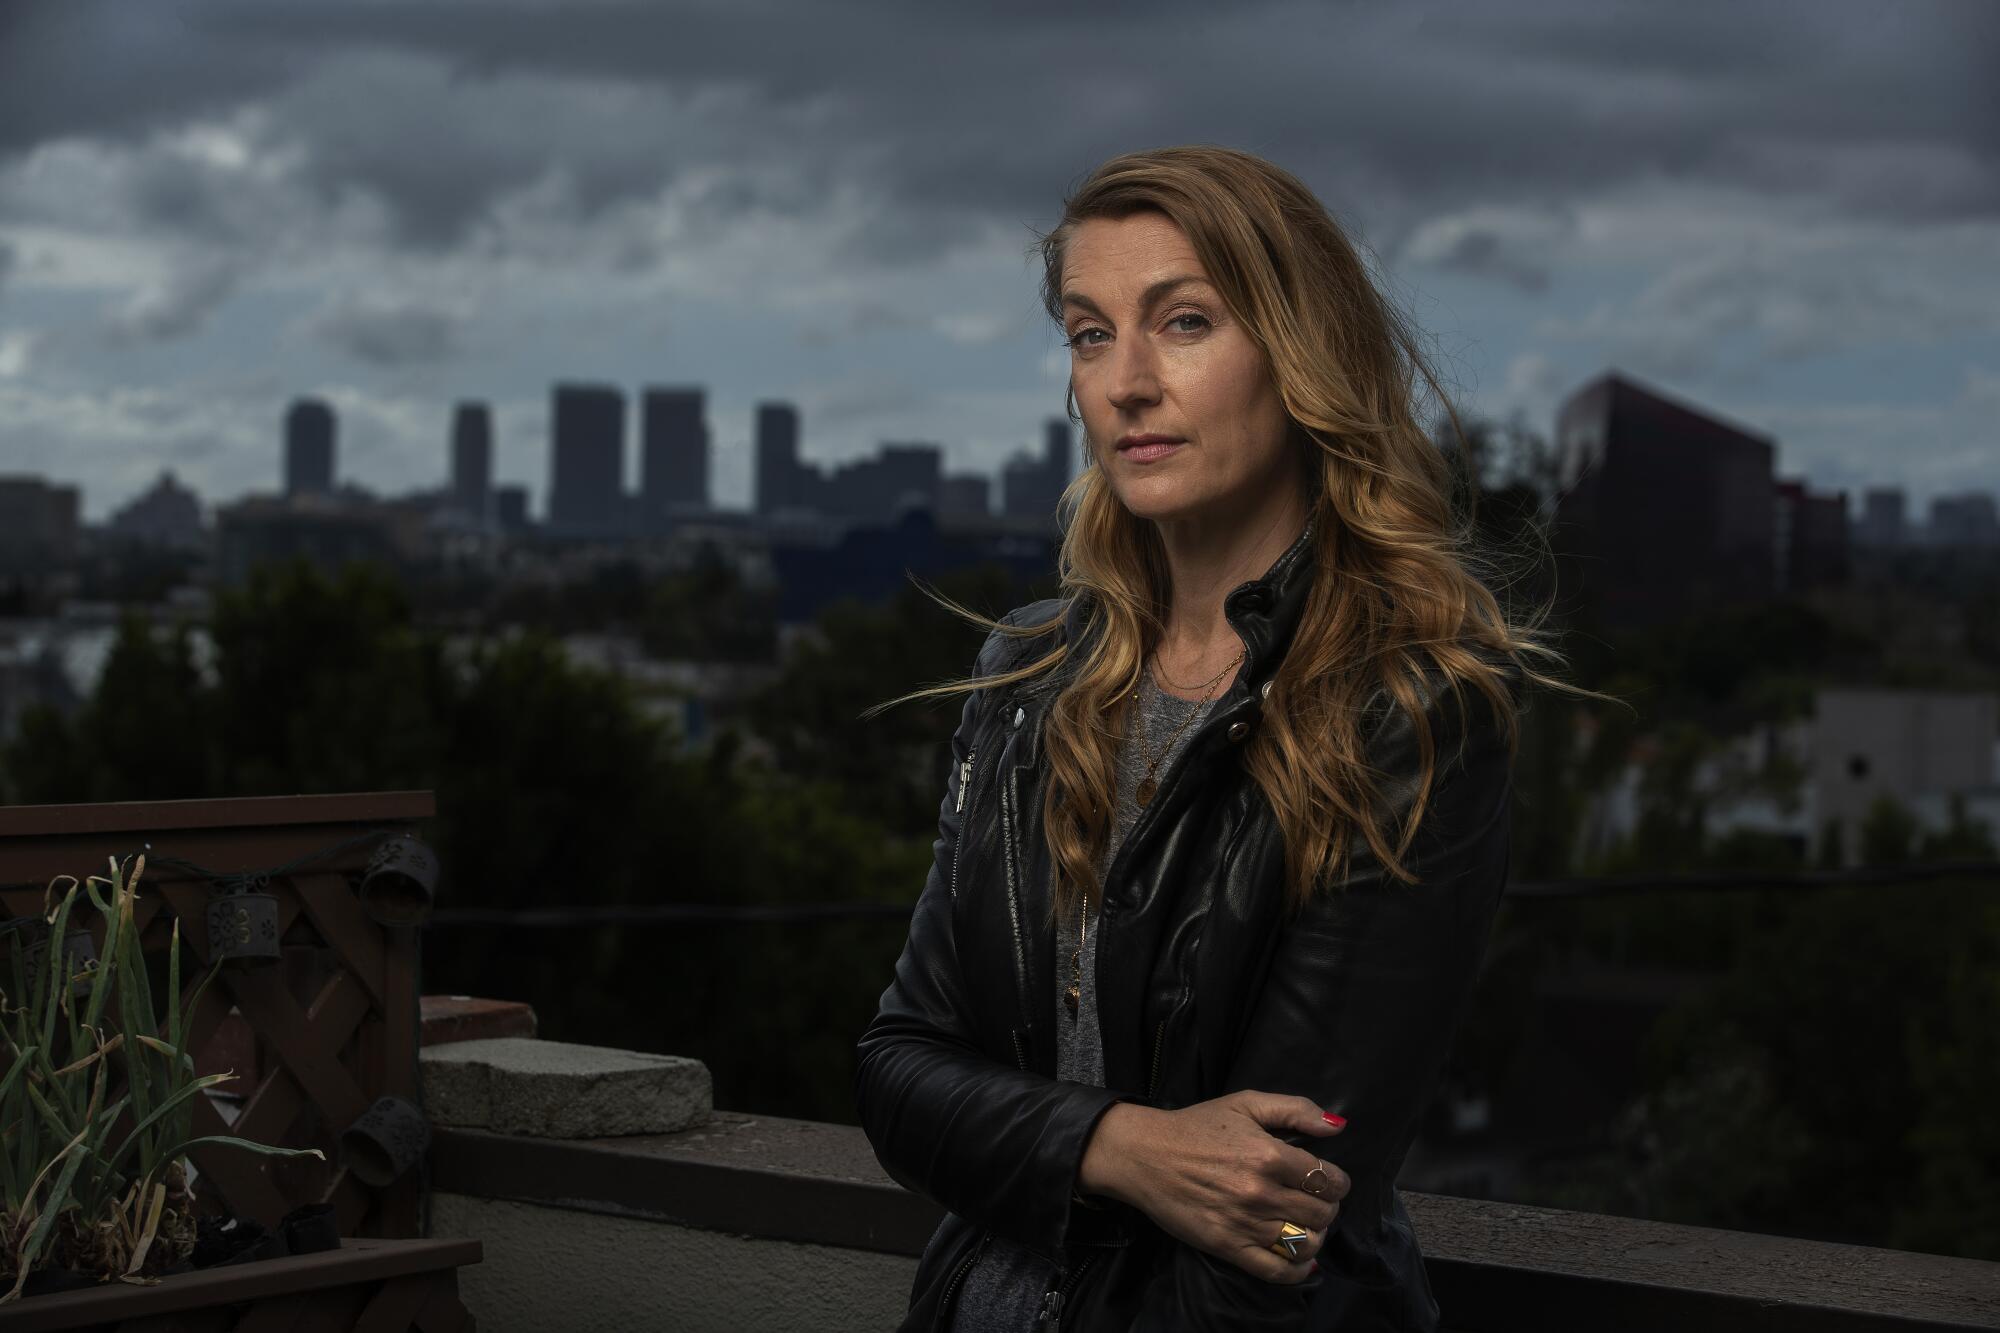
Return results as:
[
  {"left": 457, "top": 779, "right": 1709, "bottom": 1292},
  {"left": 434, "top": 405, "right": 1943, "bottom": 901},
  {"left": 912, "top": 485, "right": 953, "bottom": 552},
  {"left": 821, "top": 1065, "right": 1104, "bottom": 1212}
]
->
[
  {"left": 948, "top": 746, "right": 978, "bottom": 900},
  {"left": 1036, "top": 1251, "right": 1099, "bottom": 1331},
  {"left": 955, "top": 749, "right": 975, "bottom": 813},
  {"left": 1146, "top": 983, "right": 1189, "bottom": 1101},
  {"left": 933, "top": 1232, "right": 992, "bottom": 1332}
]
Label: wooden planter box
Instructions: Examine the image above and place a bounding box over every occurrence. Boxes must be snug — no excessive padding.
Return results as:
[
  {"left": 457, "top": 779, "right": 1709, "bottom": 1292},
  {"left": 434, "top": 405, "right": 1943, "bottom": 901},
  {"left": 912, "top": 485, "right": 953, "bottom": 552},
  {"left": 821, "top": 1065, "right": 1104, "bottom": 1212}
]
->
[
  {"left": 2, "top": 1237, "right": 481, "bottom": 1333},
  {"left": 0, "top": 793, "right": 435, "bottom": 1238},
  {"left": 2, "top": 794, "right": 484, "bottom": 1329}
]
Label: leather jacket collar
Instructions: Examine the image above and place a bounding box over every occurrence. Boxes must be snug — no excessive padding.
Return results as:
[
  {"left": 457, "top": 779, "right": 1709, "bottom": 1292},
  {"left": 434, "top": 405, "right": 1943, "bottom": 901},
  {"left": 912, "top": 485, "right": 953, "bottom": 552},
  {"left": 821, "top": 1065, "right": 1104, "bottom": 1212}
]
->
[{"left": 1020, "top": 511, "right": 1321, "bottom": 777}]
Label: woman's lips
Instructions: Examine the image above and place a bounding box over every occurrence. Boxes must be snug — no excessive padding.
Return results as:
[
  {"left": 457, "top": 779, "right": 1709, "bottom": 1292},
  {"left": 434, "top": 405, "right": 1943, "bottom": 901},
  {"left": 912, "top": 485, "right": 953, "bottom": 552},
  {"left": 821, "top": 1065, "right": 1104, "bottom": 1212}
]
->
[{"left": 1118, "top": 440, "right": 1184, "bottom": 462}]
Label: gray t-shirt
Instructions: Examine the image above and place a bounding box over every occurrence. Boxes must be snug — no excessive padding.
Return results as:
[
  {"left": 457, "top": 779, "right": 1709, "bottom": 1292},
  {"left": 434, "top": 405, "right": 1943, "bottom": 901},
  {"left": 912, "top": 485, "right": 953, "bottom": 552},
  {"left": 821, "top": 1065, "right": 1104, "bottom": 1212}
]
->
[{"left": 940, "top": 669, "right": 1222, "bottom": 1332}]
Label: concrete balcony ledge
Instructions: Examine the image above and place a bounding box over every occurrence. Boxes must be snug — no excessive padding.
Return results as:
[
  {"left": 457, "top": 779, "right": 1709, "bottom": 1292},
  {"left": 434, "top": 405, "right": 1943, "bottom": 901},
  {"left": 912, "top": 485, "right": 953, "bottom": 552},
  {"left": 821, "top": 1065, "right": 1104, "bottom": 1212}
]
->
[{"left": 419, "top": 1039, "right": 2000, "bottom": 1332}]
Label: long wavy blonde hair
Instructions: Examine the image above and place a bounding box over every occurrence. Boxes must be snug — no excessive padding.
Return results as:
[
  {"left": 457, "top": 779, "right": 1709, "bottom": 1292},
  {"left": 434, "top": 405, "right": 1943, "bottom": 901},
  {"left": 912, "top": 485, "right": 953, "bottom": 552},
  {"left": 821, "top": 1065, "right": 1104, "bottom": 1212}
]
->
[{"left": 877, "top": 144, "right": 1603, "bottom": 927}]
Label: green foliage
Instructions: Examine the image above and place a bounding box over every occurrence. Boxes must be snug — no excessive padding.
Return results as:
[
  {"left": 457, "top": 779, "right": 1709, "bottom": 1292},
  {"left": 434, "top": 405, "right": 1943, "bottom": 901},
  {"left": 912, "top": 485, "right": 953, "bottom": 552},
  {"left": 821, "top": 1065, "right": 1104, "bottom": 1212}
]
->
[
  {"left": 1859, "top": 794, "right": 1923, "bottom": 866},
  {"left": 745, "top": 563, "right": 1051, "bottom": 831},
  {"left": 1522, "top": 876, "right": 2000, "bottom": 1260}
]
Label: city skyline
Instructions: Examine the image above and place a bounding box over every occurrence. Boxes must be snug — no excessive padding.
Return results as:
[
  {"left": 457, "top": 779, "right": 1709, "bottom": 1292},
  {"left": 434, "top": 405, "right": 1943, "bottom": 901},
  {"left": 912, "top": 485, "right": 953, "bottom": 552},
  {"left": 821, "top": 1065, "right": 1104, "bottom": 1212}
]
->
[
  {"left": 29, "top": 366, "right": 2000, "bottom": 535},
  {"left": 1, "top": 1, "right": 1994, "bottom": 522}
]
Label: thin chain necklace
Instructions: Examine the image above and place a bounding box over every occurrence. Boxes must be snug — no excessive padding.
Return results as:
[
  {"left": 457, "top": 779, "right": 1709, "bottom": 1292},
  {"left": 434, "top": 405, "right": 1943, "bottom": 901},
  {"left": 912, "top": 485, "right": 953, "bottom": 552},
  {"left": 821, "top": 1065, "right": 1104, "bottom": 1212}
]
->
[
  {"left": 1134, "top": 646, "right": 1241, "bottom": 807},
  {"left": 1065, "top": 645, "right": 1241, "bottom": 1021}
]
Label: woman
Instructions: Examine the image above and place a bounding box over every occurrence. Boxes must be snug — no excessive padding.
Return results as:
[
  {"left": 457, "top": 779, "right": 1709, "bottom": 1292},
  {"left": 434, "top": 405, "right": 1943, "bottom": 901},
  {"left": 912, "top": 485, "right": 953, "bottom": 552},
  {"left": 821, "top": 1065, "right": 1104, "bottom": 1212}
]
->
[{"left": 855, "top": 145, "right": 1580, "bottom": 1332}]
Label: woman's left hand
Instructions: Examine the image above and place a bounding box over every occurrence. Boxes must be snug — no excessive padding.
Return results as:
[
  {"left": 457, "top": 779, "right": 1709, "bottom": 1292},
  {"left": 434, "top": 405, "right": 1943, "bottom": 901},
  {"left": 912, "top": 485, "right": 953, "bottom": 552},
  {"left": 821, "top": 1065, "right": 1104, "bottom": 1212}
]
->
[{"left": 1081, "top": 1091, "right": 1351, "bottom": 1282}]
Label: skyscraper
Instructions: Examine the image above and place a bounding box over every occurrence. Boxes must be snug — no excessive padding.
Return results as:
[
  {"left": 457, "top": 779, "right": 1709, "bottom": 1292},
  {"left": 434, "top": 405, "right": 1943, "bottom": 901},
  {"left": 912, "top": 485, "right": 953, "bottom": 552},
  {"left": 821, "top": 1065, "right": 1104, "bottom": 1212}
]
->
[
  {"left": 755, "top": 402, "right": 801, "bottom": 515},
  {"left": 641, "top": 386, "right": 709, "bottom": 525},
  {"left": 285, "top": 398, "right": 335, "bottom": 497},
  {"left": 1858, "top": 487, "right": 1907, "bottom": 548},
  {"left": 1553, "top": 370, "right": 1777, "bottom": 626},
  {"left": 451, "top": 401, "right": 493, "bottom": 526},
  {"left": 548, "top": 382, "right": 626, "bottom": 536},
  {"left": 1044, "top": 416, "right": 1073, "bottom": 492}
]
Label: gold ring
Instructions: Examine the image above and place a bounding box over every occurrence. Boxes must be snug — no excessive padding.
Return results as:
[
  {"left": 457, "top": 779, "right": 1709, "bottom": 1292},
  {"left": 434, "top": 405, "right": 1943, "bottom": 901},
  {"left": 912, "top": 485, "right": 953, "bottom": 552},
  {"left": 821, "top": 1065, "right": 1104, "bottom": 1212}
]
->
[
  {"left": 1267, "top": 1221, "right": 1311, "bottom": 1261},
  {"left": 1301, "top": 1164, "right": 1330, "bottom": 1197}
]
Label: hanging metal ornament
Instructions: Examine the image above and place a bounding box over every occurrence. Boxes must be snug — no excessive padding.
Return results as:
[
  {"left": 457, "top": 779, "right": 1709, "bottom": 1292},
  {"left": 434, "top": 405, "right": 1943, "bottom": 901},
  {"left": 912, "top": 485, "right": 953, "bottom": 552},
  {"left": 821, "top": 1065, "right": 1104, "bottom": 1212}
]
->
[
  {"left": 205, "top": 890, "right": 282, "bottom": 967},
  {"left": 358, "top": 834, "right": 439, "bottom": 926}
]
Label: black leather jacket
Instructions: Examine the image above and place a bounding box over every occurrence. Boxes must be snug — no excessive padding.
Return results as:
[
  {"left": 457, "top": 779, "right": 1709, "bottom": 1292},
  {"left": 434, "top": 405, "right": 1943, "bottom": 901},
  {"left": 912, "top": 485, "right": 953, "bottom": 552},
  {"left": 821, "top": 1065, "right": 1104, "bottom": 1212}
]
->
[{"left": 856, "top": 524, "right": 1519, "bottom": 1331}]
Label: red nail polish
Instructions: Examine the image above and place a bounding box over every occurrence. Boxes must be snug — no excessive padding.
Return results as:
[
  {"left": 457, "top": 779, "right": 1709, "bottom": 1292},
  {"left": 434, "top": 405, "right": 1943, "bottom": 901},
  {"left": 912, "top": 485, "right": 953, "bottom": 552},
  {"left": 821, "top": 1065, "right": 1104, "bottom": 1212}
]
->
[
  {"left": 1322, "top": 1112, "right": 1346, "bottom": 1127},
  {"left": 1309, "top": 1261, "right": 1320, "bottom": 1275}
]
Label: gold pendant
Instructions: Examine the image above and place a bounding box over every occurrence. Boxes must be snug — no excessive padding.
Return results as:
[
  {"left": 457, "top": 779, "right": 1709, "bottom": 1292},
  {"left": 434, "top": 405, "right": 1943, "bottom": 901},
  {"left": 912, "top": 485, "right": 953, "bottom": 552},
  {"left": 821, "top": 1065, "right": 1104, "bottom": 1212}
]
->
[
  {"left": 1064, "top": 983, "right": 1079, "bottom": 1016},
  {"left": 1136, "top": 777, "right": 1156, "bottom": 807}
]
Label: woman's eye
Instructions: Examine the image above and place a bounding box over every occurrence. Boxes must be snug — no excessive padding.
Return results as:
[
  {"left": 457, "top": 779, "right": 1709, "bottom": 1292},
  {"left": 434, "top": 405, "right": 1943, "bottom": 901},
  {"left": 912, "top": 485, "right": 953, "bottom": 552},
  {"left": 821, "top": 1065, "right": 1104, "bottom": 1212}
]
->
[
  {"left": 1169, "top": 313, "right": 1210, "bottom": 334},
  {"left": 1067, "top": 328, "right": 1106, "bottom": 348}
]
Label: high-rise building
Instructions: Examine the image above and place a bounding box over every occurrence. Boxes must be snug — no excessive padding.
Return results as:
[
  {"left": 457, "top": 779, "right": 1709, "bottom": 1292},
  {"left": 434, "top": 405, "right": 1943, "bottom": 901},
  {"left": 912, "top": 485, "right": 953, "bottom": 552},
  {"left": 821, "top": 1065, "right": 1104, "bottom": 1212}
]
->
[
  {"left": 1774, "top": 478, "right": 1850, "bottom": 593},
  {"left": 0, "top": 476, "right": 81, "bottom": 576},
  {"left": 1858, "top": 487, "right": 1907, "bottom": 548},
  {"left": 1928, "top": 492, "right": 2000, "bottom": 547},
  {"left": 451, "top": 402, "right": 493, "bottom": 526},
  {"left": 285, "top": 398, "right": 336, "bottom": 497},
  {"left": 1044, "top": 417, "right": 1074, "bottom": 491},
  {"left": 641, "top": 386, "right": 710, "bottom": 525},
  {"left": 494, "top": 484, "right": 531, "bottom": 535},
  {"left": 939, "top": 474, "right": 992, "bottom": 518},
  {"left": 1002, "top": 417, "right": 1075, "bottom": 525},
  {"left": 1553, "top": 371, "right": 1777, "bottom": 627},
  {"left": 755, "top": 402, "right": 802, "bottom": 515},
  {"left": 547, "top": 382, "right": 626, "bottom": 536}
]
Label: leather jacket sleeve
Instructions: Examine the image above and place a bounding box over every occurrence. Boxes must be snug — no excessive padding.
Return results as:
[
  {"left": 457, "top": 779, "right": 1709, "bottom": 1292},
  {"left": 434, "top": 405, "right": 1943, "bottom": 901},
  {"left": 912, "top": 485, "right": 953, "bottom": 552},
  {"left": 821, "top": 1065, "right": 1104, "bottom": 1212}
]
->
[
  {"left": 1129, "top": 668, "right": 1519, "bottom": 1332},
  {"left": 854, "top": 616, "right": 1130, "bottom": 1267}
]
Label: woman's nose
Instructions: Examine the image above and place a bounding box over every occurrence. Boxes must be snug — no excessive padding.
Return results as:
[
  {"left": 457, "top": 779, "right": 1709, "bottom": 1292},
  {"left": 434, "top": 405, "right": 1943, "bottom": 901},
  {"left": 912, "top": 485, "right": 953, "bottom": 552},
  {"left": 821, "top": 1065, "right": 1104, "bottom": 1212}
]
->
[{"left": 1106, "top": 338, "right": 1163, "bottom": 409}]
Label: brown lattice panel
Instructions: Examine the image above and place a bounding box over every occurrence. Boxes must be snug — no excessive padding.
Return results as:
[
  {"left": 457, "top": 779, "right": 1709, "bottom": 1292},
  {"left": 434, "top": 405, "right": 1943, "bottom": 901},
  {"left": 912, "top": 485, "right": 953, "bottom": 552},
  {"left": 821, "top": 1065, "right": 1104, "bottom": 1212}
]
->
[{"left": 0, "top": 792, "right": 435, "bottom": 1240}]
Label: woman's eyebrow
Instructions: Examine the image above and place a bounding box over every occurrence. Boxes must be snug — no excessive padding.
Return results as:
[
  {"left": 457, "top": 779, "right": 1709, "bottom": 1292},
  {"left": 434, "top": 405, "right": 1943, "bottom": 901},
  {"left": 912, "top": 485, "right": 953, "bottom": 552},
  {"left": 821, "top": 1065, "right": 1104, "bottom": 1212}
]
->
[{"left": 1061, "top": 275, "right": 1211, "bottom": 320}]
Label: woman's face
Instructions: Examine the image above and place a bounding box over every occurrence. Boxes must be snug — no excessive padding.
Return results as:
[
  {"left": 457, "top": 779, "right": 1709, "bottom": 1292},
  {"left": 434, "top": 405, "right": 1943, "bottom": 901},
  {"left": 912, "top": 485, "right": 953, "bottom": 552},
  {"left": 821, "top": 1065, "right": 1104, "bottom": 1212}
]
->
[{"left": 1061, "top": 211, "right": 1300, "bottom": 529}]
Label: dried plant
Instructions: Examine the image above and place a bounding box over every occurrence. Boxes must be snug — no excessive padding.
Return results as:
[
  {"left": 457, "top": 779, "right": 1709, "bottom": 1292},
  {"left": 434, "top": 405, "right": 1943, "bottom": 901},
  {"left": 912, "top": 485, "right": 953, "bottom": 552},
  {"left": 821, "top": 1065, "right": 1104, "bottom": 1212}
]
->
[{"left": 1, "top": 854, "right": 324, "bottom": 1301}]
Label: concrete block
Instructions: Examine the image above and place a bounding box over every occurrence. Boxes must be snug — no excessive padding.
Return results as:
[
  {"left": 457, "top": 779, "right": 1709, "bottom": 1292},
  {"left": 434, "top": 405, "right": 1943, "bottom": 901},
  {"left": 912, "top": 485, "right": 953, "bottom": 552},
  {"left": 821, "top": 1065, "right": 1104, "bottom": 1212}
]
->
[{"left": 422, "top": 1037, "right": 712, "bottom": 1138}]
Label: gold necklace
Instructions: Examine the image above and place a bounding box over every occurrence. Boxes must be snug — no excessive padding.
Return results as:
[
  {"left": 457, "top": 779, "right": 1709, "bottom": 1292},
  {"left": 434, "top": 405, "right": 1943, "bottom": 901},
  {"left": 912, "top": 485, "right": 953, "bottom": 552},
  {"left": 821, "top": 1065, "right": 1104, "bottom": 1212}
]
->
[
  {"left": 1065, "top": 888, "right": 1090, "bottom": 1019},
  {"left": 1132, "top": 648, "right": 1240, "bottom": 807},
  {"left": 1067, "top": 648, "right": 1239, "bottom": 1021}
]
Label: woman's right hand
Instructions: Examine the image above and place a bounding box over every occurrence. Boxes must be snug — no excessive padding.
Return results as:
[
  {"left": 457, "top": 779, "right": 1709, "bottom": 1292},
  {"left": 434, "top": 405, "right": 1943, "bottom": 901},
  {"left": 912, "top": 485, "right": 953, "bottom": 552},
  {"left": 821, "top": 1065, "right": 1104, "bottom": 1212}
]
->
[{"left": 1080, "top": 1092, "right": 1350, "bottom": 1283}]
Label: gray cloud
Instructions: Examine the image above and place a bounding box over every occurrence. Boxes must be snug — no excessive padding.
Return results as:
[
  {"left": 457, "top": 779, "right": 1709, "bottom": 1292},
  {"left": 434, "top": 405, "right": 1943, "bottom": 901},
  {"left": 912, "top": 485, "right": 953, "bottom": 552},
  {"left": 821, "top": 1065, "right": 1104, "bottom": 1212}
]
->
[
  {"left": 309, "top": 298, "right": 462, "bottom": 366},
  {"left": 3, "top": 0, "right": 1991, "bottom": 276},
  {"left": 105, "top": 255, "right": 238, "bottom": 341}
]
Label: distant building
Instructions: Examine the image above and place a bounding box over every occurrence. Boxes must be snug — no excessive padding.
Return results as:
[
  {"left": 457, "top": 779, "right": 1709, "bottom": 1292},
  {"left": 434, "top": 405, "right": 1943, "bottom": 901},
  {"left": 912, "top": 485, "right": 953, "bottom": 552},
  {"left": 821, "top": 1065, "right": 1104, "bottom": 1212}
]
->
[
  {"left": 494, "top": 484, "right": 531, "bottom": 535},
  {"left": 769, "top": 507, "right": 1056, "bottom": 626},
  {"left": 1774, "top": 477, "right": 1850, "bottom": 593},
  {"left": 284, "top": 398, "right": 336, "bottom": 497},
  {"left": 547, "top": 382, "right": 626, "bottom": 537},
  {"left": 108, "top": 470, "right": 205, "bottom": 550},
  {"left": 641, "top": 386, "right": 710, "bottom": 526},
  {"left": 213, "top": 494, "right": 396, "bottom": 586},
  {"left": 755, "top": 402, "right": 803, "bottom": 515},
  {"left": 1552, "top": 371, "right": 1776, "bottom": 627},
  {"left": 1857, "top": 487, "right": 1907, "bottom": 548},
  {"left": 1927, "top": 491, "right": 2000, "bottom": 548},
  {"left": 450, "top": 402, "right": 493, "bottom": 527},
  {"left": 0, "top": 476, "right": 81, "bottom": 575},
  {"left": 939, "top": 474, "right": 992, "bottom": 518},
  {"left": 1813, "top": 688, "right": 1999, "bottom": 866},
  {"left": 1001, "top": 417, "right": 1074, "bottom": 525},
  {"left": 823, "top": 442, "right": 942, "bottom": 519}
]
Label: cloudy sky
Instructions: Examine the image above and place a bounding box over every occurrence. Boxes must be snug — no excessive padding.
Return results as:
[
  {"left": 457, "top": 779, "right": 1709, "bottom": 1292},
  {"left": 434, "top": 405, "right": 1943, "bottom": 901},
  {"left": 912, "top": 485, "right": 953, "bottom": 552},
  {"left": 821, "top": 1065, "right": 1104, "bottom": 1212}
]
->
[{"left": 1, "top": 0, "right": 1994, "bottom": 522}]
